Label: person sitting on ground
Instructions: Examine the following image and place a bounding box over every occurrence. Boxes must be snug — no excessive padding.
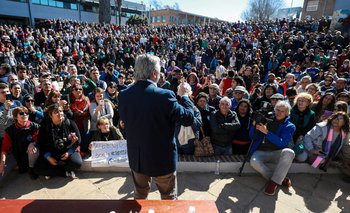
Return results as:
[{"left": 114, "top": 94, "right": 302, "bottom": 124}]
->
[
  {"left": 301, "top": 112, "right": 350, "bottom": 171},
  {"left": 89, "top": 117, "right": 124, "bottom": 151},
  {"left": 44, "top": 90, "right": 73, "bottom": 120},
  {"left": 312, "top": 92, "right": 336, "bottom": 122},
  {"left": 34, "top": 104, "right": 82, "bottom": 179},
  {"left": 230, "top": 86, "right": 247, "bottom": 110},
  {"left": 89, "top": 87, "right": 114, "bottom": 140},
  {"left": 208, "top": 83, "right": 222, "bottom": 110},
  {"left": 0, "top": 106, "right": 40, "bottom": 179},
  {"left": 333, "top": 101, "right": 349, "bottom": 114},
  {"left": 249, "top": 100, "right": 296, "bottom": 196},
  {"left": 210, "top": 96, "right": 241, "bottom": 155},
  {"left": 196, "top": 92, "right": 215, "bottom": 138},
  {"left": 290, "top": 93, "right": 316, "bottom": 161},
  {"left": 22, "top": 95, "right": 44, "bottom": 124},
  {"left": 232, "top": 99, "right": 253, "bottom": 155}
]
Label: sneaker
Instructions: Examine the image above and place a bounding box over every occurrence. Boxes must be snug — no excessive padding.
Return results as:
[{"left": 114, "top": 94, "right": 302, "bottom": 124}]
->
[
  {"left": 281, "top": 177, "right": 292, "bottom": 187},
  {"left": 66, "top": 171, "right": 77, "bottom": 179},
  {"left": 264, "top": 180, "right": 277, "bottom": 196},
  {"left": 44, "top": 176, "right": 51, "bottom": 180}
]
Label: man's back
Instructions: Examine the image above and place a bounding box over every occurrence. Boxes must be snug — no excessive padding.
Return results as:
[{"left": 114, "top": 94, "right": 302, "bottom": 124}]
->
[{"left": 119, "top": 80, "right": 194, "bottom": 177}]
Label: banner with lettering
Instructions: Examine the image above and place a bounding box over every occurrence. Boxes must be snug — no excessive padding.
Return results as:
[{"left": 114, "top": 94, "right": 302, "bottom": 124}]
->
[{"left": 91, "top": 140, "right": 129, "bottom": 167}]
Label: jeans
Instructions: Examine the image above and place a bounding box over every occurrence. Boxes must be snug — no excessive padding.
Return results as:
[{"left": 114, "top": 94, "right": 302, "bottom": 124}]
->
[
  {"left": 250, "top": 148, "right": 295, "bottom": 185},
  {"left": 213, "top": 144, "right": 232, "bottom": 155}
]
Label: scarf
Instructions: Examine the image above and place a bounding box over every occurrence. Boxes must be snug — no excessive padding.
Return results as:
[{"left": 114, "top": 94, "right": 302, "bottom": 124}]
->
[{"left": 321, "top": 126, "right": 346, "bottom": 169}]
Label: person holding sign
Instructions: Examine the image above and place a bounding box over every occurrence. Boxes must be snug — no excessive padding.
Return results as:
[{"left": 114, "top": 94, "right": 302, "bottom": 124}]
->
[
  {"left": 119, "top": 54, "right": 194, "bottom": 200},
  {"left": 89, "top": 117, "right": 124, "bottom": 150}
]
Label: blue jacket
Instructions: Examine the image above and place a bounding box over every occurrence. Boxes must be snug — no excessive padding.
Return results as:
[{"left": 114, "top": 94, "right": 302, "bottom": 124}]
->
[
  {"left": 248, "top": 116, "right": 296, "bottom": 155},
  {"left": 119, "top": 80, "right": 194, "bottom": 177},
  {"left": 100, "top": 69, "right": 119, "bottom": 84}
]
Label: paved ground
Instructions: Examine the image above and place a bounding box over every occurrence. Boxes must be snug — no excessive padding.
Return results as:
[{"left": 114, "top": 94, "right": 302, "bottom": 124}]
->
[{"left": 0, "top": 169, "right": 349, "bottom": 213}]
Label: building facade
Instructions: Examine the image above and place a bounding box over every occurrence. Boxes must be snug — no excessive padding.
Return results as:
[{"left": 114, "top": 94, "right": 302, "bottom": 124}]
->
[
  {"left": 149, "top": 9, "right": 226, "bottom": 26},
  {"left": 0, "top": 0, "right": 146, "bottom": 26},
  {"left": 301, "top": 0, "right": 337, "bottom": 19}
]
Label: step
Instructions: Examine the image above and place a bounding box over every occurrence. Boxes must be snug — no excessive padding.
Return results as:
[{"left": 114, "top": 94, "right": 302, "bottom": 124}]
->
[{"left": 81, "top": 155, "right": 341, "bottom": 174}]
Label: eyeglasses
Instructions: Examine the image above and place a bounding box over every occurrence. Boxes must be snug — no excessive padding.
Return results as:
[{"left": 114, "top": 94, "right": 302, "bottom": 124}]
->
[
  {"left": 335, "top": 116, "right": 345, "bottom": 121},
  {"left": 74, "top": 88, "right": 83, "bottom": 91},
  {"left": 25, "top": 100, "right": 34, "bottom": 103},
  {"left": 18, "top": 112, "right": 28, "bottom": 116},
  {"left": 108, "top": 86, "right": 117, "bottom": 88}
]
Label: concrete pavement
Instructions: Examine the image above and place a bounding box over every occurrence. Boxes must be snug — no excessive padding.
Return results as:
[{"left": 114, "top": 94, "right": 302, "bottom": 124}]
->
[{"left": 0, "top": 169, "right": 349, "bottom": 213}]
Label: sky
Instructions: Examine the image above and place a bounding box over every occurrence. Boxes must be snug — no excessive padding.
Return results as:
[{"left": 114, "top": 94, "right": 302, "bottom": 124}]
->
[{"left": 127, "top": 0, "right": 305, "bottom": 22}]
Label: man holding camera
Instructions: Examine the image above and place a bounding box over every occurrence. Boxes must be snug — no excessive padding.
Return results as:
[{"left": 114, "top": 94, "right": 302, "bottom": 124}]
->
[{"left": 249, "top": 100, "right": 296, "bottom": 196}]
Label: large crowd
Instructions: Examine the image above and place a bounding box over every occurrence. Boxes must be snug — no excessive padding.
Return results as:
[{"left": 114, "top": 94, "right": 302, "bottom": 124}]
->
[{"left": 0, "top": 18, "right": 349, "bottom": 188}]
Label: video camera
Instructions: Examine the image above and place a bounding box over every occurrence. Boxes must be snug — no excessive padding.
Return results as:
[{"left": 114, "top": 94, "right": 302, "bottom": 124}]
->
[{"left": 252, "top": 111, "right": 269, "bottom": 125}]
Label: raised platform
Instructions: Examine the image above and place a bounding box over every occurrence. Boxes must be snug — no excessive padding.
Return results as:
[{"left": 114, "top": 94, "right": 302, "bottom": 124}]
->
[{"left": 81, "top": 154, "right": 341, "bottom": 174}]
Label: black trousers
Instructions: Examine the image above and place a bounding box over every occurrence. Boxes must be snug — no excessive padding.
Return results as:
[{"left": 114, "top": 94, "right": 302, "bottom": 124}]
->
[{"left": 33, "top": 152, "right": 82, "bottom": 177}]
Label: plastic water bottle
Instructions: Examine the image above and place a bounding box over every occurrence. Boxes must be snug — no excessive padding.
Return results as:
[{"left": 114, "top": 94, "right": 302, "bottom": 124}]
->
[
  {"left": 148, "top": 209, "right": 155, "bottom": 213},
  {"left": 215, "top": 160, "right": 220, "bottom": 175}
]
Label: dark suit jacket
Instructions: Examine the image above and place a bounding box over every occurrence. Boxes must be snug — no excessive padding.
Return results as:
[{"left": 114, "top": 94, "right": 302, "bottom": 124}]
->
[{"left": 119, "top": 80, "right": 194, "bottom": 177}]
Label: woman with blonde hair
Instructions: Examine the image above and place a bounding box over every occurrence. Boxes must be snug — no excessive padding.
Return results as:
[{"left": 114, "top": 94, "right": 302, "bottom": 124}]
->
[
  {"left": 290, "top": 93, "right": 317, "bottom": 161},
  {"left": 89, "top": 117, "right": 124, "bottom": 150}
]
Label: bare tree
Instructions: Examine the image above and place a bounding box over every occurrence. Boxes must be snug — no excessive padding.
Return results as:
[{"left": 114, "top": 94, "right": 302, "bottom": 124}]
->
[
  {"left": 99, "top": 0, "right": 111, "bottom": 24},
  {"left": 151, "top": 0, "right": 163, "bottom": 10},
  {"left": 116, "top": 0, "right": 122, "bottom": 25},
  {"left": 241, "top": 0, "right": 284, "bottom": 21}
]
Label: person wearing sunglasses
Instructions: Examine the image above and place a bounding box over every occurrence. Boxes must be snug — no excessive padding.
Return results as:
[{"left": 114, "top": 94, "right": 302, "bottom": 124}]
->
[
  {"left": 70, "top": 84, "right": 90, "bottom": 157},
  {"left": 0, "top": 106, "right": 40, "bottom": 179},
  {"left": 22, "top": 95, "right": 44, "bottom": 124}
]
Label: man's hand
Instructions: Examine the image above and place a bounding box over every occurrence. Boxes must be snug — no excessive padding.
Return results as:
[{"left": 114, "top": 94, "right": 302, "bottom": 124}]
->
[
  {"left": 177, "top": 81, "right": 192, "bottom": 97},
  {"left": 27, "top": 143, "right": 37, "bottom": 155},
  {"left": 61, "top": 152, "right": 69, "bottom": 161},
  {"left": 4, "top": 100, "right": 12, "bottom": 111},
  {"left": 256, "top": 123, "right": 268, "bottom": 135},
  {"left": 47, "top": 156, "right": 58, "bottom": 166}
]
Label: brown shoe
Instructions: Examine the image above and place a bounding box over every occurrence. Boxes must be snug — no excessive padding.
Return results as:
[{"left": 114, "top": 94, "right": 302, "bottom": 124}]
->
[
  {"left": 264, "top": 180, "right": 277, "bottom": 196},
  {"left": 281, "top": 177, "right": 292, "bottom": 187}
]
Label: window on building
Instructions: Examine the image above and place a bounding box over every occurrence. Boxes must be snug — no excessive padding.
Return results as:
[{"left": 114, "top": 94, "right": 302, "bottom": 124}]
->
[
  {"left": 162, "top": 15, "right": 166, "bottom": 22},
  {"left": 70, "top": 3, "right": 77, "bottom": 10},
  {"left": 40, "top": 0, "right": 48, "bottom": 5},
  {"left": 151, "top": 16, "right": 155, "bottom": 23},
  {"left": 306, "top": 0, "right": 319, "bottom": 12},
  {"left": 48, "top": 0, "right": 55, "bottom": 6},
  {"left": 156, "top": 16, "right": 160, "bottom": 22},
  {"left": 56, "top": 1, "right": 63, "bottom": 8},
  {"left": 169, "top": 16, "right": 174, "bottom": 23},
  {"left": 32, "top": 0, "right": 40, "bottom": 3}
]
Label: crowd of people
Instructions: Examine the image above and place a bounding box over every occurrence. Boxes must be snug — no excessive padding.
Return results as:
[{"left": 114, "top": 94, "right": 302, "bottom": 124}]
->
[{"left": 0, "top": 17, "right": 349, "bottom": 197}]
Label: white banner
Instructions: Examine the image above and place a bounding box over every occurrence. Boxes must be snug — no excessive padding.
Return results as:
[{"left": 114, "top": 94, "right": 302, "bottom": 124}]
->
[{"left": 91, "top": 140, "right": 129, "bottom": 167}]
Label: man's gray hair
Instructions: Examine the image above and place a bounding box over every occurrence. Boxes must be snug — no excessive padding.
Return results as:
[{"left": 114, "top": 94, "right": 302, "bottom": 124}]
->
[
  {"left": 220, "top": 96, "right": 232, "bottom": 106},
  {"left": 274, "top": 100, "right": 291, "bottom": 115},
  {"left": 134, "top": 54, "right": 160, "bottom": 81}
]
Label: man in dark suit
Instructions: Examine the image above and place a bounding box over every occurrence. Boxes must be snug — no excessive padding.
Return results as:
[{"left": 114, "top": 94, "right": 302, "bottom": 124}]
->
[{"left": 119, "top": 54, "right": 194, "bottom": 200}]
